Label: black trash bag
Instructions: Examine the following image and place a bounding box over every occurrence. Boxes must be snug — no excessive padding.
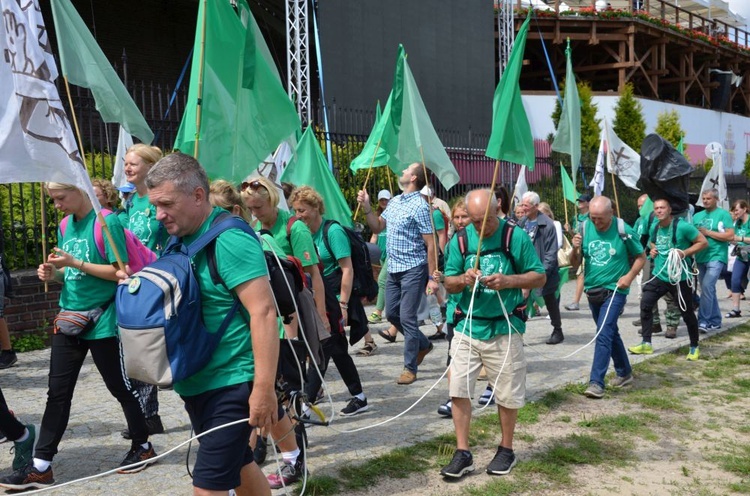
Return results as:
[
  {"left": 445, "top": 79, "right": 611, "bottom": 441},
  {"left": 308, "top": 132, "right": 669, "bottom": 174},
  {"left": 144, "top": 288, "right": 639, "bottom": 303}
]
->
[{"left": 637, "top": 134, "right": 693, "bottom": 215}]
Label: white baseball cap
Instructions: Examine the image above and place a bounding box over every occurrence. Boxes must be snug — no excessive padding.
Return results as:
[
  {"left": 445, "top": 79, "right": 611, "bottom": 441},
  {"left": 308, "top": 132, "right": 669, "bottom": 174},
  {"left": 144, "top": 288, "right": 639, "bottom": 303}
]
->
[
  {"left": 420, "top": 185, "right": 433, "bottom": 197},
  {"left": 377, "top": 190, "right": 391, "bottom": 201}
]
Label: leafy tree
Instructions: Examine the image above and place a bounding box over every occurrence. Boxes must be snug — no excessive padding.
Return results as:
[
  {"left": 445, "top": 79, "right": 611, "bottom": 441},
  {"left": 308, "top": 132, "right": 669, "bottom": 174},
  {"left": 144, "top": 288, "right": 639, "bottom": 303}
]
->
[
  {"left": 743, "top": 152, "right": 750, "bottom": 179},
  {"left": 612, "top": 83, "right": 646, "bottom": 151},
  {"left": 654, "top": 110, "right": 685, "bottom": 148}
]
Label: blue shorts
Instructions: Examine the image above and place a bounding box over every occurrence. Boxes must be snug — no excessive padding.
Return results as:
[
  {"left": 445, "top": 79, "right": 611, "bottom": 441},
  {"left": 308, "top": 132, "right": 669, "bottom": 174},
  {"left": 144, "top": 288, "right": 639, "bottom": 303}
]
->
[{"left": 182, "top": 382, "right": 255, "bottom": 491}]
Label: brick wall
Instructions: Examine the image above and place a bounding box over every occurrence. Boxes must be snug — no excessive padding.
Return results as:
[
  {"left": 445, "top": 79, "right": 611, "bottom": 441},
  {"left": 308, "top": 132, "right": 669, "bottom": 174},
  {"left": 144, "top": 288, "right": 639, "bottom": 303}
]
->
[{"left": 4, "top": 270, "right": 59, "bottom": 336}]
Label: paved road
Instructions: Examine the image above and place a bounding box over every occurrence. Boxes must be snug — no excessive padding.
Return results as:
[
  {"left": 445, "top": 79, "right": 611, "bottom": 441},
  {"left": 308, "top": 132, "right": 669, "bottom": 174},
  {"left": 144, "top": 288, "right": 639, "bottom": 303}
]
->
[{"left": 0, "top": 279, "right": 746, "bottom": 495}]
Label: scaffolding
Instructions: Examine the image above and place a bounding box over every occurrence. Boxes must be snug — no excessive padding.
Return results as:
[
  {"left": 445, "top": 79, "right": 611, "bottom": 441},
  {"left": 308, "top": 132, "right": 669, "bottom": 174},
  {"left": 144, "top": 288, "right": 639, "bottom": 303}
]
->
[
  {"left": 497, "top": 0, "right": 515, "bottom": 77},
  {"left": 286, "top": 0, "right": 311, "bottom": 125}
]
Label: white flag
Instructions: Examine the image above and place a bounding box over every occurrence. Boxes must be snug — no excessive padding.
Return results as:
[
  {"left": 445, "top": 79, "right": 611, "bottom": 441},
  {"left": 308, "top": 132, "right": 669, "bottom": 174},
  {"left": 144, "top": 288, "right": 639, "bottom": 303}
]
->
[
  {"left": 512, "top": 165, "right": 528, "bottom": 208},
  {"left": 111, "top": 126, "right": 134, "bottom": 189},
  {"left": 589, "top": 137, "right": 606, "bottom": 196},
  {"left": 697, "top": 144, "right": 729, "bottom": 211},
  {"left": 0, "top": 0, "right": 100, "bottom": 211},
  {"left": 604, "top": 117, "right": 640, "bottom": 191}
]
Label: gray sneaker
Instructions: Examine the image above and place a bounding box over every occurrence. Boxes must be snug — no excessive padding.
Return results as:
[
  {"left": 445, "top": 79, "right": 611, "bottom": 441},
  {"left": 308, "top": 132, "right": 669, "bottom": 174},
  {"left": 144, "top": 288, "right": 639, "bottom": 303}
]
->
[
  {"left": 564, "top": 303, "right": 580, "bottom": 311},
  {"left": 609, "top": 374, "right": 633, "bottom": 388},
  {"left": 584, "top": 382, "right": 605, "bottom": 399}
]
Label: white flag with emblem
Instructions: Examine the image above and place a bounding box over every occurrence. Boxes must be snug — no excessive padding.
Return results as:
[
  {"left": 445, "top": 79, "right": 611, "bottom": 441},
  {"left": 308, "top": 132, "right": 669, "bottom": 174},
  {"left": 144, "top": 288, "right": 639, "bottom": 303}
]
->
[
  {"left": 512, "top": 165, "right": 528, "bottom": 208},
  {"left": 111, "top": 126, "right": 134, "bottom": 189},
  {"left": 589, "top": 137, "right": 606, "bottom": 196},
  {"left": 0, "top": 0, "right": 100, "bottom": 210},
  {"left": 604, "top": 117, "right": 640, "bottom": 190},
  {"left": 697, "top": 142, "right": 729, "bottom": 211}
]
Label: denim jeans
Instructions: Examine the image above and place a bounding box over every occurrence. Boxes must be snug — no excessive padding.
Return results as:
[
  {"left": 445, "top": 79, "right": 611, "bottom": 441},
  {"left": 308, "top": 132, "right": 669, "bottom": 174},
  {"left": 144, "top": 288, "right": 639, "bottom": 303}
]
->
[
  {"left": 588, "top": 291, "right": 631, "bottom": 388},
  {"left": 731, "top": 258, "right": 750, "bottom": 294},
  {"left": 697, "top": 261, "right": 725, "bottom": 327},
  {"left": 386, "top": 264, "right": 430, "bottom": 373}
]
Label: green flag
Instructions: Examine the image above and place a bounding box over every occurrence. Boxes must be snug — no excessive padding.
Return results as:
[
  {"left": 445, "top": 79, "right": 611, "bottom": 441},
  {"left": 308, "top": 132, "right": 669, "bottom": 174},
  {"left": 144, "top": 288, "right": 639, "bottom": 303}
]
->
[
  {"left": 677, "top": 136, "right": 685, "bottom": 154},
  {"left": 282, "top": 127, "right": 353, "bottom": 227},
  {"left": 639, "top": 197, "right": 654, "bottom": 218},
  {"left": 551, "top": 39, "right": 581, "bottom": 181},
  {"left": 350, "top": 100, "right": 392, "bottom": 171},
  {"left": 485, "top": 13, "right": 534, "bottom": 169},
  {"left": 174, "top": 0, "right": 300, "bottom": 181},
  {"left": 50, "top": 0, "right": 153, "bottom": 144},
  {"left": 561, "top": 165, "right": 577, "bottom": 203}
]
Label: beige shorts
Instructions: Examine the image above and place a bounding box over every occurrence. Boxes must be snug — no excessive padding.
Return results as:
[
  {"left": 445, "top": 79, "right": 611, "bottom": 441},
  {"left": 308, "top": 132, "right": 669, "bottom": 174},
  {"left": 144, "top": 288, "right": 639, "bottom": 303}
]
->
[{"left": 449, "top": 332, "right": 526, "bottom": 409}]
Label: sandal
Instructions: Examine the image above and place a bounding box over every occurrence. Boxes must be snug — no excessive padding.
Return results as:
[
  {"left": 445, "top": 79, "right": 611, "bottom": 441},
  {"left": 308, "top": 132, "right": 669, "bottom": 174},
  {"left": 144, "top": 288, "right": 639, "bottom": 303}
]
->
[
  {"left": 378, "top": 329, "right": 397, "bottom": 343},
  {"left": 356, "top": 341, "right": 378, "bottom": 356},
  {"left": 726, "top": 309, "right": 742, "bottom": 318},
  {"left": 428, "top": 331, "right": 446, "bottom": 341},
  {"left": 367, "top": 312, "right": 382, "bottom": 324}
]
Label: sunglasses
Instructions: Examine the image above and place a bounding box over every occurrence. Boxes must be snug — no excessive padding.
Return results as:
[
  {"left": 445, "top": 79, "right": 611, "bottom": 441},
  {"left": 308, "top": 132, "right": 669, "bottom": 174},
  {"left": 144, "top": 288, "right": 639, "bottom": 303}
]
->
[{"left": 241, "top": 180, "right": 267, "bottom": 192}]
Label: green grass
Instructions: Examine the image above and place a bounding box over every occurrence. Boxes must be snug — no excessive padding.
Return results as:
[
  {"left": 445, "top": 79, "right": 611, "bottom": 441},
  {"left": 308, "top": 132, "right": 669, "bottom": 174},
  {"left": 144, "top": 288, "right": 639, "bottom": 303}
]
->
[
  {"left": 577, "top": 412, "right": 659, "bottom": 442},
  {"left": 517, "top": 389, "right": 570, "bottom": 425},
  {"left": 713, "top": 442, "right": 750, "bottom": 477},
  {"left": 622, "top": 390, "right": 690, "bottom": 412},
  {"left": 296, "top": 475, "right": 340, "bottom": 496}
]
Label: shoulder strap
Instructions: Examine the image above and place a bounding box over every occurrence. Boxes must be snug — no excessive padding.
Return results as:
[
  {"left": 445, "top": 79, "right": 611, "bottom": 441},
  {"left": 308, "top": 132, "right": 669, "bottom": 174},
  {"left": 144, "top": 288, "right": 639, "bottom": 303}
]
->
[
  {"left": 616, "top": 217, "right": 628, "bottom": 241},
  {"left": 188, "top": 212, "right": 256, "bottom": 255},
  {"left": 321, "top": 219, "right": 337, "bottom": 259},
  {"left": 457, "top": 228, "right": 468, "bottom": 257},
  {"left": 203, "top": 212, "right": 258, "bottom": 299},
  {"left": 672, "top": 216, "right": 680, "bottom": 247},
  {"left": 500, "top": 219, "right": 518, "bottom": 274},
  {"left": 286, "top": 215, "right": 300, "bottom": 245}
]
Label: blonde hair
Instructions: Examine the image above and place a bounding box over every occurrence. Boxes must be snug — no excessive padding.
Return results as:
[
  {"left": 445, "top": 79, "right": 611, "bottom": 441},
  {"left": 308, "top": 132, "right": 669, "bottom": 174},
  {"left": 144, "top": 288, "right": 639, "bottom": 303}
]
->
[
  {"left": 240, "top": 176, "right": 279, "bottom": 208},
  {"left": 46, "top": 182, "right": 79, "bottom": 192},
  {"left": 538, "top": 202, "right": 555, "bottom": 220},
  {"left": 288, "top": 186, "right": 325, "bottom": 215},
  {"left": 91, "top": 178, "right": 119, "bottom": 209},
  {"left": 127, "top": 143, "right": 163, "bottom": 167},
  {"left": 210, "top": 179, "right": 251, "bottom": 222}
]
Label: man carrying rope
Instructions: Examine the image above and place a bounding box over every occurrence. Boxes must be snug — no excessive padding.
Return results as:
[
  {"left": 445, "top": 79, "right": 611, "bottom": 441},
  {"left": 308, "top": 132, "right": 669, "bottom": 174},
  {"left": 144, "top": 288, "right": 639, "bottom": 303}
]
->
[
  {"left": 570, "top": 196, "right": 645, "bottom": 399},
  {"left": 629, "top": 199, "right": 707, "bottom": 360},
  {"left": 439, "top": 190, "right": 545, "bottom": 479}
]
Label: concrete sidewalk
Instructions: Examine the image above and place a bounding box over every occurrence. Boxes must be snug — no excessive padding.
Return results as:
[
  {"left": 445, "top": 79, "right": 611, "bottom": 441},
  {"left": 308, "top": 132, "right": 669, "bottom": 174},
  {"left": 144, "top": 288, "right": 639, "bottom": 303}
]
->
[{"left": 0, "top": 279, "right": 747, "bottom": 494}]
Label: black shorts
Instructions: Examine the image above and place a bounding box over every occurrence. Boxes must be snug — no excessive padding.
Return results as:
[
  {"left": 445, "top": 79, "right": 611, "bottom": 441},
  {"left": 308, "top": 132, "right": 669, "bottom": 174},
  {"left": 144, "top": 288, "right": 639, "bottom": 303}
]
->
[{"left": 182, "top": 382, "right": 255, "bottom": 491}]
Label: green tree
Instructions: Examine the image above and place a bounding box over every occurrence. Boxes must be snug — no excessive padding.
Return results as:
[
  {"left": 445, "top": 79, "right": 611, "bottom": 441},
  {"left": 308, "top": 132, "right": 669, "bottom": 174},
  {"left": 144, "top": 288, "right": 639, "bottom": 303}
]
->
[
  {"left": 654, "top": 110, "right": 685, "bottom": 148},
  {"left": 612, "top": 83, "right": 646, "bottom": 151},
  {"left": 550, "top": 80, "right": 601, "bottom": 187},
  {"left": 743, "top": 152, "right": 750, "bottom": 179}
]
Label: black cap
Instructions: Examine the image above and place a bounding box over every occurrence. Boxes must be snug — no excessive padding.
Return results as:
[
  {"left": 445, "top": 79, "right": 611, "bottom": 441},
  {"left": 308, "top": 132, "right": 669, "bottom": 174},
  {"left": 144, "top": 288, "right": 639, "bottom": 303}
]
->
[{"left": 577, "top": 194, "right": 592, "bottom": 202}]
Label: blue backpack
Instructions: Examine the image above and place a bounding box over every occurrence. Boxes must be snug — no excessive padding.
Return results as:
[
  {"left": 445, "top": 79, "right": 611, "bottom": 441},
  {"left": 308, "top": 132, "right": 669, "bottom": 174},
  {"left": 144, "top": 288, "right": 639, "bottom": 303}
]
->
[{"left": 116, "top": 215, "right": 257, "bottom": 387}]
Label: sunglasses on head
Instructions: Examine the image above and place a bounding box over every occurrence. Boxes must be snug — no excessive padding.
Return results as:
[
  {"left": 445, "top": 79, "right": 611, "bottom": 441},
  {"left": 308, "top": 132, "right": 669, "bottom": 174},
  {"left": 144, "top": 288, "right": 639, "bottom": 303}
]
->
[{"left": 241, "top": 180, "right": 267, "bottom": 192}]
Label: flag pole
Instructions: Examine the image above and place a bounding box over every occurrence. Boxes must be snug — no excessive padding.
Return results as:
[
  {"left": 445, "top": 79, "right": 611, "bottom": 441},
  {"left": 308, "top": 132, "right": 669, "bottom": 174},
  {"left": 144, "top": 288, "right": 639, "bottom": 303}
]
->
[
  {"left": 473, "top": 160, "right": 502, "bottom": 271},
  {"left": 63, "top": 77, "right": 126, "bottom": 272},
  {"left": 193, "top": 0, "right": 208, "bottom": 158},
  {"left": 40, "top": 185, "right": 49, "bottom": 292},
  {"left": 610, "top": 172, "right": 621, "bottom": 217},
  {"left": 353, "top": 138, "right": 382, "bottom": 220},
  {"left": 419, "top": 147, "right": 439, "bottom": 271},
  {"left": 387, "top": 171, "right": 393, "bottom": 195}
]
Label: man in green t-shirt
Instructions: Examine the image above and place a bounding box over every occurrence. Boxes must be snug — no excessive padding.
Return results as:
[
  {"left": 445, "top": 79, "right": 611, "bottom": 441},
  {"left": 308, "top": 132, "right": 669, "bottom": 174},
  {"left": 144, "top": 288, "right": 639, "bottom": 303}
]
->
[
  {"left": 570, "top": 196, "right": 645, "bottom": 399},
  {"left": 629, "top": 199, "right": 707, "bottom": 361},
  {"left": 145, "top": 154, "right": 279, "bottom": 494},
  {"left": 440, "top": 190, "right": 545, "bottom": 480},
  {"left": 564, "top": 194, "right": 591, "bottom": 312},
  {"left": 693, "top": 188, "right": 734, "bottom": 332}
]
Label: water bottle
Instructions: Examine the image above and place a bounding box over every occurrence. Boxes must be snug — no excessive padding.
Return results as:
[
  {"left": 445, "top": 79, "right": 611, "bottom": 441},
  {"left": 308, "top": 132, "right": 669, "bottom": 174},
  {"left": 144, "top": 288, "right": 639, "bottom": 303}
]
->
[{"left": 426, "top": 292, "right": 443, "bottom": 327}]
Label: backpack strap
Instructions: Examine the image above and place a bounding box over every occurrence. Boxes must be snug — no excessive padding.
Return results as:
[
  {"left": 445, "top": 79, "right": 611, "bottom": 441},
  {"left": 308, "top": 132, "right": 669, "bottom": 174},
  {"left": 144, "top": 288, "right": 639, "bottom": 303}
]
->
[
  {"left": 500, "top": 219, "right": 518, "bottom": 274},
  {"left": 321, "top": 219, "right": 337, "bottom": 261},
  {"left": 286, "top": 215, "right": 301, "bottom": 246},
  {"left": 201, "top": 212, "right": 258, "bottom": 287},
  {"left": 60, "top": 210, "right": 113, "bottom": 260},
  {"left": 616, "top": 217, "right": 628, "bottom": 242},
  {"left": 457, "top": 228, "right": 468, "bottom": 257},
  {"left": 650, "top": 216, "right": 681, "bottom": 248}
]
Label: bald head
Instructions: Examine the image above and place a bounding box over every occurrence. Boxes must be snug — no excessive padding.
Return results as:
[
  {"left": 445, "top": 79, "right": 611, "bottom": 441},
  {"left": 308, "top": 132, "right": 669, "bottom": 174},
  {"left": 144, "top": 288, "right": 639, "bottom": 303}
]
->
[
  {"left": 466, "top": 189, "right": 499, "bottom": 237},
  {"left": 589, "top": 195, "right": 614, "bottom": 232}
]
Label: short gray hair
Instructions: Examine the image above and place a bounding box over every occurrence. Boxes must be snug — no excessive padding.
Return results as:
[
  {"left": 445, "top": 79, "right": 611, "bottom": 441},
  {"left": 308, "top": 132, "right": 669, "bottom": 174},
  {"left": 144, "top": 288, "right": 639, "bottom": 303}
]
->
[
  {"left": 146, "top": 153, "right": 209, "bottom": 195},
  {"left": 701, "top": 188, "right": 719, "bottom": 199},
  {"left": 522, "top": 191, "right": 540, "bottom": 205}
]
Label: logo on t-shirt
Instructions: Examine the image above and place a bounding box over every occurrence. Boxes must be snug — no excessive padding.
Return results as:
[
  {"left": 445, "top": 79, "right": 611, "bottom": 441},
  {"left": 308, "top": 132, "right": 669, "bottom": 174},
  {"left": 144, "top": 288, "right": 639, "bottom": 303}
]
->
[
  {"left": 588, "top": 240, "right": 614, "bottom": 267},
  {"left": 62, "top": 238, "right": 90, "bottom": 281},
  {"left": 129, "top": 212, "right": 153, "bottom": 245},
  {"left": 468, "top": 253, "right": 505, "bottom": 293},
  {"left": 655, "top": 231, "right": 672, "bottom": 253},
  {"left": 699, "top": 218, "right": 714, "bottom": 230},
  {"left": 303, "top": 251, "right": 311, "bottom": 262}
]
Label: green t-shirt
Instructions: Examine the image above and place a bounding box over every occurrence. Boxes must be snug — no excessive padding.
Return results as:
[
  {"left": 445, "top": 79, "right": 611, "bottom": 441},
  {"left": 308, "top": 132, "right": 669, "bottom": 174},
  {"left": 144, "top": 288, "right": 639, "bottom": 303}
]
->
[
  {"left": 376, "top": 229, "right": 387, "bottom": 263},
  {"left": 692, "top": 207, "right": 733, "bottom": 264},
  {"left": 126, "top": 192, "right": 166, "bottom": 252},
  {"left": 652, "top": 218, "right": 701, "bottom": 282},
  {"left": 444, "top": 234, "right": 460, "bottom": 325},
  {"left": 58, "top": 209, "right": 127, "bottom": 340},
  {"left": 256, "top": 209, "right": 319, "bottom": 267},
  {"left": 735, "top": 218, "right": 750, "bottom": 261},
  {"left": 581, "top": 218, "right": 643, "bottom": 294},
  {"left": 313, "top": 220, "right": 351, "bottom": 278},
  {"left": 445, "top": 220, "right": 545, "bottom": 340},
  {"left": 174, "top": 207, "right": 269, "bottom": 397}
]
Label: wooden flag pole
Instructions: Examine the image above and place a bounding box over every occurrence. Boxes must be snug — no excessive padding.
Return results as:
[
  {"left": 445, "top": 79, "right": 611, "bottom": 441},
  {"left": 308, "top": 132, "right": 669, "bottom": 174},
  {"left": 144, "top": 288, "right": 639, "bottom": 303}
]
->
[
  {"left": 563, "top": 194, "right": 570, "bottom": 230},
  {"left": 353, "top": 138, "right": 382, "bottom": 220},
  {"left": 193, "top": 0, "right": 209, "bottom": 158},
  {"left": 610, "top": 172, "right": 621, "bottom": 217},
  {"left": 63, "top": 77, "right": 126, "bottom": 272},
  {"left": 419, "top": 147, "right": 439, "bottom": 271},
  {"left": 387, "top": 171, "right": 393, "bottom": 195},
  {"left": 40, "top": 185, "right": 49, "bottom": 292},
  {"left": 473, "top": 159, "right": 502, "bottom": 271}
]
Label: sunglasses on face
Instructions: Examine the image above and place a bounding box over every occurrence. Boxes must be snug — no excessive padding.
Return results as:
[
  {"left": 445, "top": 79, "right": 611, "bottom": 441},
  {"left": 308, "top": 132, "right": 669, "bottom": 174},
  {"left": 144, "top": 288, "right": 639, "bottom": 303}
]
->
[{"left": 241, "top": 180, "right": 267, "bottom": 192}]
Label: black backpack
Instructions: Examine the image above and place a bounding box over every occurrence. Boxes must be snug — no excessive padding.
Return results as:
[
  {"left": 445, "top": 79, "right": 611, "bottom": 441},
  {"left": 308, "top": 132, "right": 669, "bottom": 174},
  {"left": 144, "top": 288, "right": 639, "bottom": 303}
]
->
[
  {"left": 321, "top": 220, "right": 379, "bottom": 300},
  {"left": 456, "top": 218, "right": 518, "bottom": 273}
]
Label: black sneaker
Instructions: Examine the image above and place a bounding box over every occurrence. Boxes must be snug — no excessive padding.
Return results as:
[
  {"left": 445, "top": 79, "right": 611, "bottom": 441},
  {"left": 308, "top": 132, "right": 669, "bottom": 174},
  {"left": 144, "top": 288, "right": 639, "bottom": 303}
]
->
[
  {"left": 0, "top": 461, "right": 54, "bottom": 490},
  {"left": 437, "top": 399, "right": 452, "bottom": 417},
  {"left": 118, "top": 442, "right": 157, "bottom": 474},
  {"left": 267, "top": 457, "right": 306, "bottom": 489},
  {"left": 340, "top": 397, "right": 369, "bottom": 416},
  {"left": 11, "top": 424, "right": 36, "bottom": 471},
  {"left": 0, "top": 350, "right": 17, "bottom": 369},
  {"left": 440, "top": 449, "right": 474, "bottom": 479},
  {"left": 253, "top": 436, "right": 268, "bottom": 464},
  {"left": 486, "top": 446, "right": 517, "bottom": 475}
]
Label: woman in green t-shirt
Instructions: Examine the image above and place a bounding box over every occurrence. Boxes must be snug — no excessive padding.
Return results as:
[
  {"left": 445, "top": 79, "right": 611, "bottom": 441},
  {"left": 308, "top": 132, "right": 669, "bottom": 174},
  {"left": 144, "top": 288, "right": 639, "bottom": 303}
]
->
[
  {"left": 728, "top": 200, "right": 750, "bottom": 318},
  {"left": 30, "top": 183, "right": 154, "bottom": 481},
  {"left": 121, "top": 143, "right": 165, "bottom": 439},
  {"left": 289, "top": 186, "right": 370, "bottom": 418}
]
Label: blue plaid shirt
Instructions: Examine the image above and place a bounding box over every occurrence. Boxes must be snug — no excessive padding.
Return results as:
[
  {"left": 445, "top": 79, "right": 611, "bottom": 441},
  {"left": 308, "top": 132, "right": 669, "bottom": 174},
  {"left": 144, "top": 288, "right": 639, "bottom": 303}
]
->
[{"left": 381, "top": 191, "right": 432, "bottom": 273}]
